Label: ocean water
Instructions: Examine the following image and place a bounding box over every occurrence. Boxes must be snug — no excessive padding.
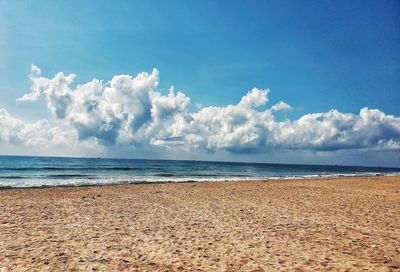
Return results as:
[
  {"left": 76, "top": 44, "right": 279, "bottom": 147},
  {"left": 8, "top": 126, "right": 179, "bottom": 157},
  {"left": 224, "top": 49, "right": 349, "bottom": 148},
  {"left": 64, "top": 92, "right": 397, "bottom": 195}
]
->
[{"left": 0, "top": 155, "right": 399, "bottom": 188}]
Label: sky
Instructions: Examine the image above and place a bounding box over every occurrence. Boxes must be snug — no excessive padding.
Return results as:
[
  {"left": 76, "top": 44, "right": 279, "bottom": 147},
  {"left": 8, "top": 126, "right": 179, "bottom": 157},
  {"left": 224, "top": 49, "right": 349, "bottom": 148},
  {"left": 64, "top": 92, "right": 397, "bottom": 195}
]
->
[{"left": 0, "top": 0, "right": 399, "bottom": 167}]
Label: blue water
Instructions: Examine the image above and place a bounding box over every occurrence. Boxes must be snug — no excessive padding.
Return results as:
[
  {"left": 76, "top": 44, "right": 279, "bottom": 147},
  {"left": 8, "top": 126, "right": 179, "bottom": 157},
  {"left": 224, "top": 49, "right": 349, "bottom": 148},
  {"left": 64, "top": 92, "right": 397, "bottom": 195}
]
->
[{"left": 0, "top": 155, "right": 399, "bottom": 188}]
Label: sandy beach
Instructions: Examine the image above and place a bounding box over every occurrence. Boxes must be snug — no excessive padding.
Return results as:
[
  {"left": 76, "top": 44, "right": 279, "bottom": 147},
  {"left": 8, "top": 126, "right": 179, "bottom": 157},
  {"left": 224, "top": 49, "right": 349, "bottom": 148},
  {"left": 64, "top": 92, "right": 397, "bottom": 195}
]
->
[{"left": 0, "top": 176, "right": 399, "bottom": 271}]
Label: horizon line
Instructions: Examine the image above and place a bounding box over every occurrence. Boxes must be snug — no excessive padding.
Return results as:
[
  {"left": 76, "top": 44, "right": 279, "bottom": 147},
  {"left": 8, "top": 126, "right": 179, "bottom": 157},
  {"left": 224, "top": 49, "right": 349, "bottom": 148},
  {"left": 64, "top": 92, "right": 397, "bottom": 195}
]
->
[{"left": 1, "top": 154, "right": 399, "bottom": 170}]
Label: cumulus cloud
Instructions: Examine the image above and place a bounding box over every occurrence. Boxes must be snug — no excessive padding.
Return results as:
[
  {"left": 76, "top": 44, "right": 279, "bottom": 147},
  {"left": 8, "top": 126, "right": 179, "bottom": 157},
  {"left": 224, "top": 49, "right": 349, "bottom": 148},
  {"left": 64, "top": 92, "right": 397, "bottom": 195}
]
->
[
  {"left": 0, "top": 108, "right": 65, "bottom": 146},
  {"left": 5, "top": 65, "right": 400, "bottom": 157},
  {"left": 0, "top": 109, "right": 96, "bottom": 148},
  {"left": 273, "top": 108, "right": 400, "bottom": 151},
  {"left": 0, "top": 108, "right": 103, "bottom": 157}
]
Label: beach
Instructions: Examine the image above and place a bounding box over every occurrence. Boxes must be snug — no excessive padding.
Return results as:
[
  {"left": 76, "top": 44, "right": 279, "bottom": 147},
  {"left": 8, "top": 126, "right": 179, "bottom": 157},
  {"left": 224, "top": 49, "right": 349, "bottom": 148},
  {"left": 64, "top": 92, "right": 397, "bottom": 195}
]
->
[{"left": 0, "top": 176, "right": 399, "bottom": 271}]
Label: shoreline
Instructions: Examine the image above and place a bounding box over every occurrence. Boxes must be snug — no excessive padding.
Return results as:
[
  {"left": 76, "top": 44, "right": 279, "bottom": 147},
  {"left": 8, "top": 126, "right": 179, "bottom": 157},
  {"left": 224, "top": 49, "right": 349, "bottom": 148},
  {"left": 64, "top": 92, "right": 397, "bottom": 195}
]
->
[
  {"left": 1, "top": 176, "right": 399, "bottom": 271},
  {"left": 1, "top": 173, "right": 399, "bottom": 190}
]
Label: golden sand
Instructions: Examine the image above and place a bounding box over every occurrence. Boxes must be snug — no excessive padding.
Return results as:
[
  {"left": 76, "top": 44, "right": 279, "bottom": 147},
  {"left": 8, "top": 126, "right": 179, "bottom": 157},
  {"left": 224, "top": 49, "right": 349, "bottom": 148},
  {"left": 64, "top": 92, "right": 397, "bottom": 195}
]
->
[{"left": 0, "top": 176, "right": 399, "bottom": 271}]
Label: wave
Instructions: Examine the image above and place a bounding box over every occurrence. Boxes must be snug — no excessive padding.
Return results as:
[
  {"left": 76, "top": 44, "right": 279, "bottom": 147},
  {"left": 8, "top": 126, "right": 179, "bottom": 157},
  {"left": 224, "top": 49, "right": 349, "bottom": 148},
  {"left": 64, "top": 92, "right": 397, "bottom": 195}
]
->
[
  {"left": 0, "top": 166, "right": 142, "bottom": 171},
  {"left": 46, "top": 174, "right": 95, "bottom": 179},
  {"left": 107, "top": 167, "right": 140, "bottom": 170},
  {"left": 0, "top": 172, "right": 399, "bottom": 189},
  {"left": 155, "top": 173, "right": 175, "bottom": 177},
  {"left": 0, "top": 175, "right": 26, "bottom": 179}
]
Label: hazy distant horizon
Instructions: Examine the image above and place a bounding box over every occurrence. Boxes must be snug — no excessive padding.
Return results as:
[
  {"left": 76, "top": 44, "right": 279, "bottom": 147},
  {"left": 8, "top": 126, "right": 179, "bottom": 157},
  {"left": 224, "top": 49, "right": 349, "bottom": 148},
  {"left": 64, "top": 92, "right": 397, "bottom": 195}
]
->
[{"left": 1, "top": 154, "right": 400, "bottom": 170}]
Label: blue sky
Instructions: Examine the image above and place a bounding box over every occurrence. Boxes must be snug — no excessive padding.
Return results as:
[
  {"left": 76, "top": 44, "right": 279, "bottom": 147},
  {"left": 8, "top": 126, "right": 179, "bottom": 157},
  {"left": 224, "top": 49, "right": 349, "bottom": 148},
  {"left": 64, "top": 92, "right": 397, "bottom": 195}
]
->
[{"left": 0, "top": 1, "right": 400, "bottom": 166}]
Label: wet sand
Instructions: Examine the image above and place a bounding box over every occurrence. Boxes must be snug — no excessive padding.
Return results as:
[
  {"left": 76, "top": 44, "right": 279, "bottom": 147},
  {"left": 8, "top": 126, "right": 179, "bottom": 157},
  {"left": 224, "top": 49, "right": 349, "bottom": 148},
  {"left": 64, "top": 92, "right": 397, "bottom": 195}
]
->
[{"left": 0, "top": 176, "right": 399, "bottom": 271}]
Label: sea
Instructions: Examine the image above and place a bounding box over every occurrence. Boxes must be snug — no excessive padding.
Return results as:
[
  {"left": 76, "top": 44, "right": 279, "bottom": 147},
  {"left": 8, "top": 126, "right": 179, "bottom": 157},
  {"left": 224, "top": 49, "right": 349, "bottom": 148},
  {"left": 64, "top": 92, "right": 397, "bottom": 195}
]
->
[{"left": 0, "top": 155, "right": 399, "bottom": 188}]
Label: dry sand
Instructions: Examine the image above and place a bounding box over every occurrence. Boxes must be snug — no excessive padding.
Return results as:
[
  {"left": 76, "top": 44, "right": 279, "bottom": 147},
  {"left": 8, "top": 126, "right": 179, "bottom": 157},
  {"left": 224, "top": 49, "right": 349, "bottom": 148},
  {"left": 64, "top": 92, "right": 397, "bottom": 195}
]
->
[{"left": 0, "top": 176, "right": 399, "bottom": 271}]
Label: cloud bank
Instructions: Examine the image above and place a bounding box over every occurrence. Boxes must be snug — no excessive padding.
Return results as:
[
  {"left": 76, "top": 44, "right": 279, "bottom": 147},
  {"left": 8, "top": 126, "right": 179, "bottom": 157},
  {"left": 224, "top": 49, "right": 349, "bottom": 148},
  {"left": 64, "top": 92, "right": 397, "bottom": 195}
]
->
[{"left": 1, "top": 65, "right": 400, "bottom": 161}]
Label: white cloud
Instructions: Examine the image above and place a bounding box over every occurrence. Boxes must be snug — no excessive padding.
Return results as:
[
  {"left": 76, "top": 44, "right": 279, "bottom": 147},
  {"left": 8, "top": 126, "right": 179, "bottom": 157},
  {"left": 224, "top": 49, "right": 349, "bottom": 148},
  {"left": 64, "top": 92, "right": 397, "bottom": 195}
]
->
[
  {"left": 273, "top": 108, "right": 400, "bottom": 151},
  {"left": 0, "top": 108, "right": 57, "bottom": 146},
  {"left": 270, "top": 101, "right": 292, "bottom": 112},
  {"left": 0, "top": 108, "right": 102, "bottom": 156},
  {"left": 238, "top": 88, "right": 269, "bottom": 108},
  {"left": 5, "top": 65, "right": 400, "bottom": 159}
]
